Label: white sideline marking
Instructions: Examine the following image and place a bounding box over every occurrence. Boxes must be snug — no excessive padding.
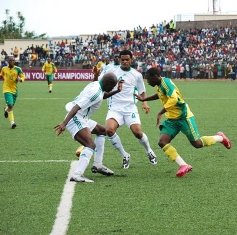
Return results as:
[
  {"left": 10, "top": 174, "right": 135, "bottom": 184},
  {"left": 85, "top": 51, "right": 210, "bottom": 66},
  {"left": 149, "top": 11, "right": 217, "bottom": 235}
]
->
[
  {"left": 0, "top": 160, "right": 71, "bottom": 163},
  {"left": 50, "top": 160, "right": 77, "bottom": 235},
  {"left": 1, "top": 159, "right": 77, "bottom": 234}
]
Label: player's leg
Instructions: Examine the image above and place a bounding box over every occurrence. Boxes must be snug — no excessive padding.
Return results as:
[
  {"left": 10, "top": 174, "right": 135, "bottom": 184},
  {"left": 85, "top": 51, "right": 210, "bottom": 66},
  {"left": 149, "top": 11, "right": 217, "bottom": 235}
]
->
[
  {"left": 159, "top": 120, "right": 192, "bottom": 177},
  {"left": 91, "top": 122, "right": 114, "bottom": 176},
  {"left": 66, "top": 117, "right": 95, "bottom": 182},
  {"left": 106, "top": 110, "right": 130, "bottom": 168},
  {"left": 127, "top": 112, "right": 158, "bottom": 165},
  {"left": 47, "top": 75, "right": 53, "bottom": 93},
  {"left": 70, "top": 127, "right": 95, "bottom": 182},
  {"left": 4, "top": 92, "right": 17, "bottom": 129},
  {"left": 184, "top": 116, "right": 232, "bottom": 149}
]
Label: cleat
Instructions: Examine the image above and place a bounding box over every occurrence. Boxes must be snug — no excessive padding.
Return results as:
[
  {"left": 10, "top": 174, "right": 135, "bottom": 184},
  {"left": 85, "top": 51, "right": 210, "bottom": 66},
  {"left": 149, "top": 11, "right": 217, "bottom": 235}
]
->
[
  {"left": 176, "top": 164, "right": 192, "bottom": 177},
  {"left": 11, "top": 123, "right": 17, "bottom": 129},
  {"left": 4, "top": 108, "right": 8, "bottom": 118},
  {"left": 217, "top": 132, "right": 231, "bottom": 149},
  {"left": 91, "top": 165, "right": 114, "bottom": 176},
  {"left": 122, "top": 154, "right": 130, "bottom": 169},
  {"left": 70, "top": 175, "right": 94, "bottom": 183},
  {"left": 49, "top": 90, "right": 52, "bottom": 93},
  {"left": 147, "top": 151, "right": 158, "bottom": 165},
  {"left": 75, "top": 146, "right": 84, "bottom": 157}
]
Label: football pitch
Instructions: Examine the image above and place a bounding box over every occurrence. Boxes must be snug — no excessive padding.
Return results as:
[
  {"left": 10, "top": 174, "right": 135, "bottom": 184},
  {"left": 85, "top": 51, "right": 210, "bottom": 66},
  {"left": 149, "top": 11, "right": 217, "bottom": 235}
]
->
[{"left": 0, "top": 80, "right": 236, "bottom": 235}]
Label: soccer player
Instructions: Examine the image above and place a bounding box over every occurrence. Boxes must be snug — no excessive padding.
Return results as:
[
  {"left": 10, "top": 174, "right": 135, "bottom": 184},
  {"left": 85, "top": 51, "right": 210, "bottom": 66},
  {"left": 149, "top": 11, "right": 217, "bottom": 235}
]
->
[
  {"left": 54, "top": 72, "right": 123, "bottom": 183},
  {"left": 42, "top": 58, "right": 57, "bottom": 93},
  {"left": 0, "top": 56, "right": 25, "bottom": 129},
  {"left": 98, "top": 50, "right": 158, "bottom": 169},
  {"left": 75, "top": 54, "right": 121, "bottom": 159},
  {"left": 99, "top": 54, "right": 120, "bottom": 77},
  {"left": 135, "top": 67, "right": 231, "bottom": 177}
]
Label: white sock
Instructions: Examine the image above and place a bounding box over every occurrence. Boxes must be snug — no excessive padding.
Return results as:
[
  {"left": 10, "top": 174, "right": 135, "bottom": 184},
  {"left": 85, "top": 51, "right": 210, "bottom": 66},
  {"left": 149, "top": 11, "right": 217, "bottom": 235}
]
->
[
  {"left": 93, "top": 135, "right": 105, "bottom": 167},
  {"left": 108, "top": 133, "right": 128, "bottom": 158},
  {"left": 74, "top": 147, "right": 94, "bottom": 176},
  {"left": 213, "top": 135, "right": 223, "bottom": 142},
  {"left": 139, "top": 133, "right": 152, "bottom": 153},
  {"left": 175, "top": 155, "right": 187, "bottom": 166}
]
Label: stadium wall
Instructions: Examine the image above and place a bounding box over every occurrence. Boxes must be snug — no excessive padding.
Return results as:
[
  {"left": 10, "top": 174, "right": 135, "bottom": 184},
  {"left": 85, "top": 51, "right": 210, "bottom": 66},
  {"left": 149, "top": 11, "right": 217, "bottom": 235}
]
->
[
  {"left": 0, "top": 35, "right": 93, "bottom": 55},
  {"left": 176, "top": 18, "right": 237, "bottom": 30}
]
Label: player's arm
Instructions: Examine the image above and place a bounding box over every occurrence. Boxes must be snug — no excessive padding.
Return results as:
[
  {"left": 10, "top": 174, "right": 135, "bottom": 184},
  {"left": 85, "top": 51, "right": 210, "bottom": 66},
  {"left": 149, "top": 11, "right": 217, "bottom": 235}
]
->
[
  {"left": 138, "top": 92, "right": 151, "bottom": 114},
  {"left": 42, "top": 64, "right": 46, "bottom": 72},
  {"left": 156, "top": 107, "right": 166, "bottom": 127},
  {"left": 18, "top": 71, "right": 25, "bottom": 82},
  {"left": 54, "top": 104, "right": 81, "bottom": 135},
  {"left": 134, "top": 93, "right": 159, "bottom": 101},
  {"left": 103, "top": 80, "right": 124, "bottom": 99},
  {"left": 53, "top": 64, "right": 57, "bottom": 73}
]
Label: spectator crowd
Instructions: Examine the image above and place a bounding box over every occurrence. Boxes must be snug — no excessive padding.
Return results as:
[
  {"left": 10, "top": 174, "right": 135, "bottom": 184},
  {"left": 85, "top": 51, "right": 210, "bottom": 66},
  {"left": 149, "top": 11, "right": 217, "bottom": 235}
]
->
[{"left": 1, "top": 20, "right": 237, "bottom": 80}]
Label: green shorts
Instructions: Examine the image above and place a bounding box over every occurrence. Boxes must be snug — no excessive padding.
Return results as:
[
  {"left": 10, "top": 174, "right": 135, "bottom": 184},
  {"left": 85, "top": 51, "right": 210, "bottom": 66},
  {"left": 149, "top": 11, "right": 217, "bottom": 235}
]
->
[
  {"left": 46, "top": 74, "right": 54, "bottom": 82},
  {"left": 159, "top": 116, "right": 200, "bottom": 141},
  {"left": 4, "top": 92, "right": 17, "bottom": 106}
]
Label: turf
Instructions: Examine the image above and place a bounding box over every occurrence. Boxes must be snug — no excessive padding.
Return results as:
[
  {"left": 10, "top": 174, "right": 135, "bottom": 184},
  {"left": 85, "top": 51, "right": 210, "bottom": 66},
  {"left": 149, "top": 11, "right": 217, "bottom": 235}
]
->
[{"left": 0, "top": 80, "right": 236, "bottom": 235}]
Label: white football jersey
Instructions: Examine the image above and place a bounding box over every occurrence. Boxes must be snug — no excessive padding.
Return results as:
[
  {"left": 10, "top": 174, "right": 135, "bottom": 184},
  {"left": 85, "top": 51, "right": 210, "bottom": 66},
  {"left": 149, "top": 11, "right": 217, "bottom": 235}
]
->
[
  {"left": 65, "top": 81, "right": 104, "bottom": 119},
  {"left": 99, "top": 66, "right": 146, "bottom": 113}
]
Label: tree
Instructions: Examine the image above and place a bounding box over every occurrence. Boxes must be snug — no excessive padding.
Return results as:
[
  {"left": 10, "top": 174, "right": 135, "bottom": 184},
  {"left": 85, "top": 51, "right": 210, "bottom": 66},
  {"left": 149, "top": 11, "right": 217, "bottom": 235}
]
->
[{"left": 0, "top": 9, "right": 47, "bottom": 43}]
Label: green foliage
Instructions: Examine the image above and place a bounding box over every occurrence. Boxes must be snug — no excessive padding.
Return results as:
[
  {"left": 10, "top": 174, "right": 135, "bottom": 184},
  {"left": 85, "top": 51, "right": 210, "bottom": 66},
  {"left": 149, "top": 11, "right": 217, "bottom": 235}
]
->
[
  {"left": 0, "top": 9, "right": 47, "bottom": 43},
  {"left": 0, "top": 80, "right": 237, "bottom": 235}
]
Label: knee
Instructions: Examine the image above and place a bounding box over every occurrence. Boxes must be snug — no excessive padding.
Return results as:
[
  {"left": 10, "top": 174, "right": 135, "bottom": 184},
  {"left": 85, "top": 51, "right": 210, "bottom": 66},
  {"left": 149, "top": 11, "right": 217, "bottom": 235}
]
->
[
  {"left": 87, "top": 142, "right": 96, "bottom": 150},
  {"left": 158, "top": 140, "right": 166, "bottom": 148},
  {"left": 106, "top": 127, "right": 115, "bottom": 137},
  {"left": 134, "top": 132, "right": 143, "bottom": 139},
  {"left": 158, "top": 139, "right": 169, "bottom": 148},
  {"left": 191, "top": 140, "right": 203, "bottom": 148}
]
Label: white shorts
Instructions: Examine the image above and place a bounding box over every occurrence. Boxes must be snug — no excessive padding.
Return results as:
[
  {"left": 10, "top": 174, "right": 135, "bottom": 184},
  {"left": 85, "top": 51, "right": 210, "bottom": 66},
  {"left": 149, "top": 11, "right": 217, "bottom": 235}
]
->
[
  {"left": 66, "top": 114, "right": 97, "bottom": 139},
  {"left": 106, "top": 110, "right": 141, "bottom": 127}
]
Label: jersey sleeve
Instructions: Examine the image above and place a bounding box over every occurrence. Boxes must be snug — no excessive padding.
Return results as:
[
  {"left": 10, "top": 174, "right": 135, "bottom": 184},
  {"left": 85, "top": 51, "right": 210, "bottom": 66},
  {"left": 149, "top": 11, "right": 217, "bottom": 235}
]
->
[
  {"left": 136, "top": 72, "right": 146, "bottom": 94},
  {"left": 74, "top": 84, "right": 102, "bottom": 110}
]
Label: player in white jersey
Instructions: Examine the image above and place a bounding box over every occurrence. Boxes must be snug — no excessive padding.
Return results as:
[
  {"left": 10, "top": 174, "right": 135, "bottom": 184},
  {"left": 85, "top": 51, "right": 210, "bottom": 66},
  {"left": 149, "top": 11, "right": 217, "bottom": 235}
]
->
[
  {"left": 98, "top": 50, "right": 158, "bottom": 168},
  {"left": 99, "top": 54, "right": 120, "bottom": 77},
  {"left": 54, "top": 73, "right": 123, "bottom": 183}
]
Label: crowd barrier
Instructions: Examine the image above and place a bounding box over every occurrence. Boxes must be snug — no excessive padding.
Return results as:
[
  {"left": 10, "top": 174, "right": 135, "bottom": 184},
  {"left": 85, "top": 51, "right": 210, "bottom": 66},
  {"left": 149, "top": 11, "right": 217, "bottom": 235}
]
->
[{"left": 23, "top": 69, "right": 94, "bottom": 81}]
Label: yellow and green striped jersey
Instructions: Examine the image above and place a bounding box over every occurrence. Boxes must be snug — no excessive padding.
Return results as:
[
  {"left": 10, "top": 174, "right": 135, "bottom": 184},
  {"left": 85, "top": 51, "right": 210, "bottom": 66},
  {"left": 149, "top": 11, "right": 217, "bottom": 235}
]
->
[
  {"left": 0, "top": 66, "right": 25, "bottom": 93},
  {"left": 42, "top": 62, "right": 57, "bottom": 75},
  {"left": 156, "top": 77, "right": 193, "bottom": 119}
]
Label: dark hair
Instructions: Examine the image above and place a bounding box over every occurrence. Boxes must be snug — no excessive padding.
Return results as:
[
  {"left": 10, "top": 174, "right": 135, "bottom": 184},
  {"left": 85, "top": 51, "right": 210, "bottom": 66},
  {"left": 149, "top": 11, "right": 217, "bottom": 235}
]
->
[
  {"left": 119, "top": 50, "right": 133, "bottom": 58},
  {"left": 145, "top": 67, "right": 160, "bottom": 79}
]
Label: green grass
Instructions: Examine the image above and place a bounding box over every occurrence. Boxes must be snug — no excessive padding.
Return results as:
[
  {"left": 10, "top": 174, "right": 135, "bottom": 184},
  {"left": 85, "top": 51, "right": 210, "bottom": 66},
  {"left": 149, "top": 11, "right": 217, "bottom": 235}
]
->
[{"left": 0, "top": 80, "right": 237, "bottom": 235}]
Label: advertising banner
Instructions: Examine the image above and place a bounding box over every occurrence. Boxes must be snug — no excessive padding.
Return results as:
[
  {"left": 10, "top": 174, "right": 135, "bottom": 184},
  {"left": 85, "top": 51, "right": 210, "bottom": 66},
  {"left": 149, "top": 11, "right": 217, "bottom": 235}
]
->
[{"left": 23, "top": 69, "right": 94, "bottom": 81}]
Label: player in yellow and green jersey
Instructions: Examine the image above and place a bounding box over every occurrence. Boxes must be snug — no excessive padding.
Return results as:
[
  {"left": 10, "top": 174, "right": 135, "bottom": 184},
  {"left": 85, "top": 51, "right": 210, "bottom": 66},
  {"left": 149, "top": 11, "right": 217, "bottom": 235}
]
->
[
  {"left": 135, "top": 67, "right": 231, "bottom": 177},
  {"left": 42, "top": 58, "right": 57, "bottom": 93},
  {"left": 0, "top": 56, "right": 25, "bottom": 129}
]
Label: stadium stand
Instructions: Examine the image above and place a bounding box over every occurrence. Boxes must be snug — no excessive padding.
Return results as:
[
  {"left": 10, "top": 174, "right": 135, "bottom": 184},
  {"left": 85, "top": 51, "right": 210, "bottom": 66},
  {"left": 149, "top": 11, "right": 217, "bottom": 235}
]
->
[{"left": 0, "top": 19, "right": 236, "bottom": 79}]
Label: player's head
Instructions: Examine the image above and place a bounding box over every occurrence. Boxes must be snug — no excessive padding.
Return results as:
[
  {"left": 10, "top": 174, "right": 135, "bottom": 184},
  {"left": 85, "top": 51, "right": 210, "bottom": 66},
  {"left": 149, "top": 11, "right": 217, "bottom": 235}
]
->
[
  {"left": 47, "top": 57, "right": 51, "bottom": 62},
  {"left": 119, "top": 50, "right": 133, "bottom": 70},
  {"left": 101, "top": 72, "right": 117, "bottom": 92},
  {"left": 145, "top": 68, "right": 161, "bottom": 87},
  {"left": 114, "top": 53, "right": 120, "bottom": 65},
  {"left": 8, "top": 56, "right": 15, "bottom": 68}
]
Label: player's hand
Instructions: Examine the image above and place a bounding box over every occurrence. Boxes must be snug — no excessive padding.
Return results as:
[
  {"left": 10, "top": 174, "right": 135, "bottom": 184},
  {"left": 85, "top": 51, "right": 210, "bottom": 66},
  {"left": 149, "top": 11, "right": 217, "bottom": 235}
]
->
[
  {"left": 54, "top": 123, "right": 66, "bottom": 135},
  {"left": 117, "top": 79, "right": 124, "bottom": 92},
  {"left": 142, "top": 102, "right": 150, "bottom": 114},
  {"left": 134, "top": 93, "right": 144, "bottom": 101}
]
